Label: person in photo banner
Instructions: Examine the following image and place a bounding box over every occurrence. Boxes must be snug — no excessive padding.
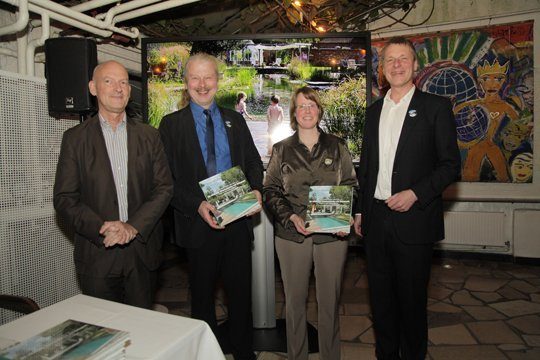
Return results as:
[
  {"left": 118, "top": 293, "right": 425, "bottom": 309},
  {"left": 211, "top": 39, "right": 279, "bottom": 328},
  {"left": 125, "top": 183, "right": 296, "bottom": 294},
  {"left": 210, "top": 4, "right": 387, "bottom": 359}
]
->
[
  {"left": 54, "top": 61, "right": 173, "bottom": 309},
  {"left": 266, "top": 94, "right": 284, "bottom": 155},
  {"left": 158, "top": 53, "right": 263, "bottom": 360},
  {"left": 235, "top": 91, "right": 254, "bottom": 120},
  {"left": 354, "top": 37, "right": 461, "bottom": 359},
  {"left": 263, "top": 86, "right": 357, "bottom": 360}
]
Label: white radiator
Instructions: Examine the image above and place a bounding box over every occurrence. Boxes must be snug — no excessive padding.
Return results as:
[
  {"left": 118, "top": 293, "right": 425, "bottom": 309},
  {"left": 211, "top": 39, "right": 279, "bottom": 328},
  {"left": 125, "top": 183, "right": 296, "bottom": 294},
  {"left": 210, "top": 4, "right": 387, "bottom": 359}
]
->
[
  {"left": 439, "top": 210, "right": 509, "bottom": 252},
  {"left": 513, "top": 210, "right": 540, "bottom": 258}
]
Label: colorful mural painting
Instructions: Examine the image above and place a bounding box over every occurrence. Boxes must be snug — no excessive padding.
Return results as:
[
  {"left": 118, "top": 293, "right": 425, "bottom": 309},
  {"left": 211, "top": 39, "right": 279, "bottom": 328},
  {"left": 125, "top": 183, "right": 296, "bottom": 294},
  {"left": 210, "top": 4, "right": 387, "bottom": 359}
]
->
[{"left": 372, "top": 21, "right": 534, "bottom": 183}]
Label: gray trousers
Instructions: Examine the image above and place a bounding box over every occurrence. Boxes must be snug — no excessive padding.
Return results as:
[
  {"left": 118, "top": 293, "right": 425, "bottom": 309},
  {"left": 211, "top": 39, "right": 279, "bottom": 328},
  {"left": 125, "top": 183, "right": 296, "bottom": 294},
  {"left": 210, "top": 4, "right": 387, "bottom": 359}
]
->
[{"left": 275, "top": 236, "right": 348, "bottom": 360}]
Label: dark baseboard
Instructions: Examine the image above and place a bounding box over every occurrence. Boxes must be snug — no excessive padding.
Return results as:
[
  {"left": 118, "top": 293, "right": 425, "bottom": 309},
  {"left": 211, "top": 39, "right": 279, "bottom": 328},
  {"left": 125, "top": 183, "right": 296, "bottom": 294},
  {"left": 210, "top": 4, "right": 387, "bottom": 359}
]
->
[
  {"left": 432, "top": 249, "right": 513, "bottom": 263},
  {"left": 514, "top": 257, "right": 540, "bottom": 266},
  {"left": 349, "top": 245, "right": 540, "bottom": 266}
]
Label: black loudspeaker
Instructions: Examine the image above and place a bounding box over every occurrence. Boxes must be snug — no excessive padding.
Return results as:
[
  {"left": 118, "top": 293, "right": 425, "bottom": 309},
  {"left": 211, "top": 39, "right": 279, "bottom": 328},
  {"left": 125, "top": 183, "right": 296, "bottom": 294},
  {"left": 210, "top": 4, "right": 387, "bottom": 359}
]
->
[{"left": 45, "top": 38, "right": 97, "bottom": 114}]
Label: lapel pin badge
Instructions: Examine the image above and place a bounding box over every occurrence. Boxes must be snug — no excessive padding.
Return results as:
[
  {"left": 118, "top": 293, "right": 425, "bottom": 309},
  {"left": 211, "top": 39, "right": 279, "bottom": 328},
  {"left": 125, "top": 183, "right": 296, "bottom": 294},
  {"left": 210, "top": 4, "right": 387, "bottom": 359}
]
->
[
  {"left": 324, "top": 158, "right": 333, "bottom": 165},
  {"left": 225, "top": 121, "right": 232, "bottom": 128},
  {"left": 408, "top": 109, "right": 417, "bottom": 117}
]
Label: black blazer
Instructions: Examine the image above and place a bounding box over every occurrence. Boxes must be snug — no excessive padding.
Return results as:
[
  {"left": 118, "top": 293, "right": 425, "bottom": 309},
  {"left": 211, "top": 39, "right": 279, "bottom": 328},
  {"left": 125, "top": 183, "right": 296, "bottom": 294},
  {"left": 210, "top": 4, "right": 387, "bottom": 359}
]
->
[
  {"left": 159, "top": 105, "right": 264, "bottom": 248},
  {"left": 355, "top": 89, "right": 461, "bottom": 244},
  {"left": 53, "top": 116, "right": 174, "bottom": 275}
]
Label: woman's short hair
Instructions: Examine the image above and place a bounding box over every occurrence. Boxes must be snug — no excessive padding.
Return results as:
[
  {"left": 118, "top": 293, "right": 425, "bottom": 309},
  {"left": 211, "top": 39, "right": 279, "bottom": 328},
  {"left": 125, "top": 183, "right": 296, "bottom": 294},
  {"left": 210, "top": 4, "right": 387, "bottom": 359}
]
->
[{"left": 289, "top": 86, "right": 323, "bottom": 131}]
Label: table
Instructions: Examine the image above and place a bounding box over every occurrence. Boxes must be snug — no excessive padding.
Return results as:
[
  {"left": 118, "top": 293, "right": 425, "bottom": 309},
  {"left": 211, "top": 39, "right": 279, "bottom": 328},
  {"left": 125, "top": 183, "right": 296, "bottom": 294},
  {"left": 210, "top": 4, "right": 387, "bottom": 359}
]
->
[{"left": 0, "top": 294, "right": 225, "bottom": 360}]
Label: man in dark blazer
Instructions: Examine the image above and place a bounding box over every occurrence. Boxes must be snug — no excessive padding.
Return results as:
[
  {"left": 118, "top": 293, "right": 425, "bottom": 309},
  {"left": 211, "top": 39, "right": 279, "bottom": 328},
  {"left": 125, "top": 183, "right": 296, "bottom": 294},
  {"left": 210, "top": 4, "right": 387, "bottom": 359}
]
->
[
  {"left": 54, "top": 61, "right": 173, "bottom": 309},
  {"left": 354, "top": 37, "right": 461, "bottom": 359},
  {"left": 159, "top": 53, "right": 264, "bottom": 360}
]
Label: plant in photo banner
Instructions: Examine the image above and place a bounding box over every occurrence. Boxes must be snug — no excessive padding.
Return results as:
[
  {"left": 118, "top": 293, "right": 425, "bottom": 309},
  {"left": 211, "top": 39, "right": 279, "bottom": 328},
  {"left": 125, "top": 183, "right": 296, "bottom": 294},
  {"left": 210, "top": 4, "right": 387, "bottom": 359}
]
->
[
  {"left": 320, "top": 76, "right": 367, "bottom": 159},
  {"left": 148, "top": 82, "right": 180, "bottom": 128},
  {"left": 288, "top": 57, "right": 315, "bottom": 80},
  {"left": 217, "top": 67, "right": 258, "bottom": 111}
]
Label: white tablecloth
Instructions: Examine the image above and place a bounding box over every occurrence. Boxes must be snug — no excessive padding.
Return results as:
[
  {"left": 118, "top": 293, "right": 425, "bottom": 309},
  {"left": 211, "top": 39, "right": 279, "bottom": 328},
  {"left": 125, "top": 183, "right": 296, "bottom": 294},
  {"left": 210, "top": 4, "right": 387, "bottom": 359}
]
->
[{"left": 0, "top": 294, "right": 225, "bottom": 360}]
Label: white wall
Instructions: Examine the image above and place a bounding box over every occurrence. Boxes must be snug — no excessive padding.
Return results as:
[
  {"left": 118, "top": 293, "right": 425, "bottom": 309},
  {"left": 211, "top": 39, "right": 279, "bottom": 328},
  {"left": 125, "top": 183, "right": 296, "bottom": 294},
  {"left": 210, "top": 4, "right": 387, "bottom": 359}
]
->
[
  {"left": 367, "top": 0, "right": 540, "bottom": 34},
  {"left": 0, "top": 11, "right": 18, "bottom": 72},
  {"left": 0, "top": 70, "right": 80, "bottom": 323}
]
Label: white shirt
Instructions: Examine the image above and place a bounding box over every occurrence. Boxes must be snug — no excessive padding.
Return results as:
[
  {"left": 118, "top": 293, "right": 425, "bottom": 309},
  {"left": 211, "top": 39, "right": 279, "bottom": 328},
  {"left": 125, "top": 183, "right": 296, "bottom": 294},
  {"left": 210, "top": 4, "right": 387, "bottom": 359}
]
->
[
  {"left": 374, "top": 86, "right": 415, "bottom": 200},
  {"left": 99, "top": 113, "right": 129, "bottom": 222}
]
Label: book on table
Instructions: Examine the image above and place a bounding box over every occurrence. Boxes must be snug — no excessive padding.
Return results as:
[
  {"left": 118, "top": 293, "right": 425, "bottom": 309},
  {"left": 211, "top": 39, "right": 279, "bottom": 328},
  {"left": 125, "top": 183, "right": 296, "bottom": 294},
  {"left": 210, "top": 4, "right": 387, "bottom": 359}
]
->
[
  {"left": 305, "top": 185, "right": 353, "bottom": 234},
  {"left": 0, "top": 319, "right": 130, "bottom": 360},
  {"left": 199, "top": 166, "right": 261, "bottom": 226}
]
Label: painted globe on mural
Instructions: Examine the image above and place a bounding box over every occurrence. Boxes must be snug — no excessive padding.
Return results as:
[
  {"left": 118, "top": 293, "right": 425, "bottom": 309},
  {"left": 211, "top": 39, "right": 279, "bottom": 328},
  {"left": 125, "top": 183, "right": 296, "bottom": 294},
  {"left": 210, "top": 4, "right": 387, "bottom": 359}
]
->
[
  {"left": 453, "top": 105, "right": 489, "bottom": 143},
  {"left": 422, "top": 66, "right": 477, "bottom": 103},
  {"left": 418, "top": 63, "right": 485, "bottom": 143}
]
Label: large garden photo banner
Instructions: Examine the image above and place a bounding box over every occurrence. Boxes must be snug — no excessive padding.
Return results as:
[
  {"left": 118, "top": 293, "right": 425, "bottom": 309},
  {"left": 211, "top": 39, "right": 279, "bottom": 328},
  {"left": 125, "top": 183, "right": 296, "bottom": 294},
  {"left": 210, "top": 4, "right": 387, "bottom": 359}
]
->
[
  {"left": 143, "top": 34, "right": 370, "bottom": 161},
  {"left": 372, "top": 21, "right": 534, "bottom": 183}
]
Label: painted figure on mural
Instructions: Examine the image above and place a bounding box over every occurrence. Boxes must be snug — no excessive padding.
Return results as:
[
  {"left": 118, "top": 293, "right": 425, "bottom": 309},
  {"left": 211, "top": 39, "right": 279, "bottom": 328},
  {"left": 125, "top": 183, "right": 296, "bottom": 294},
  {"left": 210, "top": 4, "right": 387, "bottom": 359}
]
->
[
  {"left": 514, "top": 70, "right": 534, "bottom": 112},
  {"left": 499, "top": 121, "right": 532, "bottom": 162},
  {"left": 510, "top": 152, "right": 533, "bottom": 183},
  {"left": 453, "top": 59, "right": 519, "bottom": 182}
]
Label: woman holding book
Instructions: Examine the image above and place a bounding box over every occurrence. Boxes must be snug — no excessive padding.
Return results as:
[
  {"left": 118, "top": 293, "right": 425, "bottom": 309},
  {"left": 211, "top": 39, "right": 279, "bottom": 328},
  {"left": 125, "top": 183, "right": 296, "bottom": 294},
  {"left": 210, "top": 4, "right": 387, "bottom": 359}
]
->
[{"left": 263, "top": 86, "right": 357, "bottom": 360}]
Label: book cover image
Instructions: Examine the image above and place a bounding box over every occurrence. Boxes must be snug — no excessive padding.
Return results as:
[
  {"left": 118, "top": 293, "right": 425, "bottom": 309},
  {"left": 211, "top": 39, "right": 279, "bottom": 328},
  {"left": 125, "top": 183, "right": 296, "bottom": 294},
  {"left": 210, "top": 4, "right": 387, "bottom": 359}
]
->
[
  {"left": 305, "top": 185, "right": 353, "bottom": 234},
  {"left": 199, "top": 166, "right": 261, "bottom": 226},
  {"left": 0, "top": 319, "right": 129, "bottom": 360}
]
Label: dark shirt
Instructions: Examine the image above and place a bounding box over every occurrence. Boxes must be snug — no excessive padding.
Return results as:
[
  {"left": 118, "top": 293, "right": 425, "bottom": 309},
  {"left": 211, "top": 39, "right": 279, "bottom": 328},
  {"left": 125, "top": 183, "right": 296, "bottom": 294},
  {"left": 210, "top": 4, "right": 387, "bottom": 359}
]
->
[{"left": 264, "top": 129, "right": 358, "bottom": 244}]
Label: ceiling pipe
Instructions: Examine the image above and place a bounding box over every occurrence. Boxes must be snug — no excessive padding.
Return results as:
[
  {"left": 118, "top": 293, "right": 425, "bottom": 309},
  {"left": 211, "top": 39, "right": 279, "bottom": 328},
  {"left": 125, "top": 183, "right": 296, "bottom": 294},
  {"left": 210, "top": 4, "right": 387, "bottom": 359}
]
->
[
  {"left": 96, "top": 0, "right": 162, "bottom": 24},
  {"left": 26, "top": 13, "right": 49, "bottom": 76},
  {"left": 1, "top": 0, "right": 129, "bottom": 38},
  {"left": 0, "top": 0, "right": 29, "bottom": 36},
  {"left": 16, "top": 31, "right": 27, "bottom": 74},
  {"left": 70, "top": 0, "right": 120, "bottom": 13},
  {"left": 28, "top": 0, "right": 139, "bottom": 38},
  {"left": 23, "top": 3, "right": 112, "bottom": 37},
  {"left": 34, "top": 7, "right": 110, "bottom": 37},
  {"left": 113, "top": 0, "right": 200, "bottom": 24}
]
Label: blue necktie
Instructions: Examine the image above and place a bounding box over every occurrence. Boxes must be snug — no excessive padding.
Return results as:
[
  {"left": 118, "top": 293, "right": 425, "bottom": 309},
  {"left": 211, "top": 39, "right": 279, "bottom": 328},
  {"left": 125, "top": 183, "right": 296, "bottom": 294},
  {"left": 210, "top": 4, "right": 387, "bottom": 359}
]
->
[{"left": 204, "top": 109, "right": 217, "bottom": 176}]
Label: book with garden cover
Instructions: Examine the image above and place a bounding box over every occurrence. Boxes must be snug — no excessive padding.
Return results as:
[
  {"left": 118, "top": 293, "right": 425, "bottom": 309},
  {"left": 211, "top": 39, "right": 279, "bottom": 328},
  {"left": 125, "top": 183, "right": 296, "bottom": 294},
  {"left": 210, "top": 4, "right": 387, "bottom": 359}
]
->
[
  {"left": 199, "top": 166, "right": 261, "bottom": 226},
  {"left": 0, "top": 319, "right": 130, "bottom": 360},
  {"left": 305, "top": 185, "right": 353, "bottom": 234}
]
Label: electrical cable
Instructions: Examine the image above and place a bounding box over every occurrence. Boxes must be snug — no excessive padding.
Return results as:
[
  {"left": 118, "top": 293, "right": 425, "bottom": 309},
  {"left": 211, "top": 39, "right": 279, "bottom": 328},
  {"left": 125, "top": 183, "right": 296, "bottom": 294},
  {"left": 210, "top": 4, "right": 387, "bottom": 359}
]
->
[
  {"left": 380, "top": 0, "right": 435, "bottom": 27},
  {"left": 367, "top": 5, "right": 414, "bottom": 32}
]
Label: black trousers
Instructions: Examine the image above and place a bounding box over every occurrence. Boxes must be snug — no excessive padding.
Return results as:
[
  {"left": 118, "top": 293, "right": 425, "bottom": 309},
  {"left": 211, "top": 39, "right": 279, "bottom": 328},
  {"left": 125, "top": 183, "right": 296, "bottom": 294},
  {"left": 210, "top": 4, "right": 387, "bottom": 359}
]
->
[
  {"left": 187, "top": 220, "right": 254, "bottom": 360},
  {"left": 78, "top": 246, "right": 157, "bottom": 309},
  {"left": 364, "top": 200, "right": 433, "bottom": 360}
]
